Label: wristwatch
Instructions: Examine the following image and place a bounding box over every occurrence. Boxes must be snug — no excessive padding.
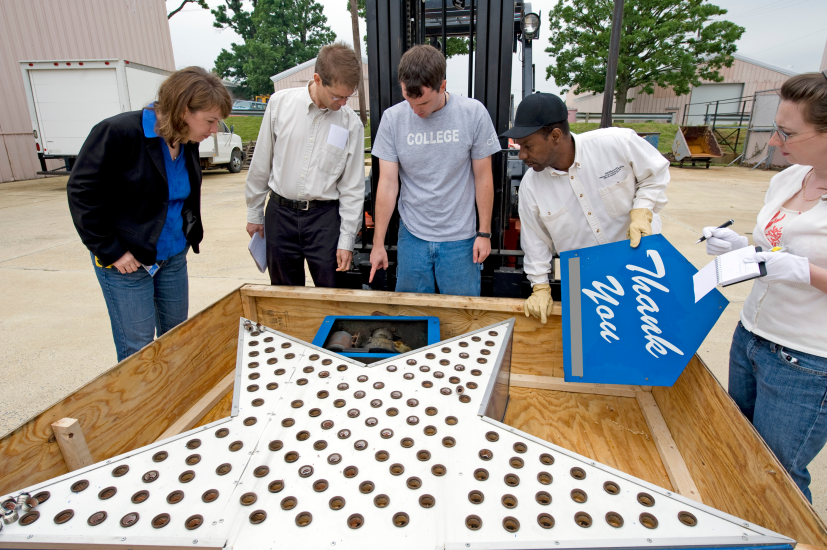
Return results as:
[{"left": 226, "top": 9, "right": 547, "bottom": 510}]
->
[{"left": 476, "top": 231, "right": 492, "bottom": 239}]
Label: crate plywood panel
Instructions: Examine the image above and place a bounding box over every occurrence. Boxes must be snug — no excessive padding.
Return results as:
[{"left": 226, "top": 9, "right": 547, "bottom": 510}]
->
[
  {"left": 654, "top": 355, "right": 827, "bottom": 545},
  {"left": 193, "top": 386, "right": 236, "bottom": 429},
  {"left": 0, "top": 288, "right": 244, "bottom": 496},
  {"left": 243, "top": 286, "right": 565, "bottom": 378},
  {"left": 505, "top": 387, "right": 673, "bottom": 491},
  {"left": 0, "top": 318, "right": 795, "bottom": 549}
]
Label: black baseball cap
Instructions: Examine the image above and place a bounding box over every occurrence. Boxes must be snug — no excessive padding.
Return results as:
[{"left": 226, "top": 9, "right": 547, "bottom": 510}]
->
[{"left": 500, "top": 93, "right": 568, "bottom": 139}]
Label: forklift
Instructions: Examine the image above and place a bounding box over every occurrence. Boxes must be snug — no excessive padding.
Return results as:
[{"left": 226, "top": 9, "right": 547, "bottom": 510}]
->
[{"left": 337, "top": 0, "right": 560, "bottom": 302}]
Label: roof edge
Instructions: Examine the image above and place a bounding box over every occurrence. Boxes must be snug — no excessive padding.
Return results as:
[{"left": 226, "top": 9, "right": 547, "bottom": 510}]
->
[{"left": 271, "top": 55, "right": 370, "bottom": 82}]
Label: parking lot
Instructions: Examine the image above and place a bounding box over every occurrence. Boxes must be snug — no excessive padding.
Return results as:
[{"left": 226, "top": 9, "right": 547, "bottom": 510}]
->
[{"left": 2, "top": 164, "right": 824, "bottom": 516}]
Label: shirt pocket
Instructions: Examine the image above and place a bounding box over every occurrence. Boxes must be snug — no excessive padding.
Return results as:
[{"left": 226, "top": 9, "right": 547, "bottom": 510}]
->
[
  {"left": 319, "top": 141, "right": 347, "bottom": 177},
  {"left": 540, "top": 206, "right": 579, "bottom": 243},
  {"left": 598, "top": 172, "right": 636, "bottom": 218}
]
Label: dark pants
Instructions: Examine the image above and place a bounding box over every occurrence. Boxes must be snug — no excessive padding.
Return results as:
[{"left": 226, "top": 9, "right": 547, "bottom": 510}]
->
[{"left": 265, "top": 197, "right": 340, "bottom": 288}]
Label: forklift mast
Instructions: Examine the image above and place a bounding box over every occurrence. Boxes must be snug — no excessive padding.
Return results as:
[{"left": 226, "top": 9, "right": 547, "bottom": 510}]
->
[{"left": 353, "top": 0, "right": 558, "bottom": 300}]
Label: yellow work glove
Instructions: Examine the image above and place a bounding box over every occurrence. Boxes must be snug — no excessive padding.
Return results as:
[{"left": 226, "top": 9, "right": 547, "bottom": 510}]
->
[
  {"left": 627, "top": 208, "right": 653, "bottom": 248},
  {"left": 524, "top": 283, "right": 553, "bottom": 324}
]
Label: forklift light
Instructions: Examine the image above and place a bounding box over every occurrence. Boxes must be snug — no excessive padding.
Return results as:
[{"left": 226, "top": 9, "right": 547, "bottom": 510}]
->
[{"left": 521, "top": 12, "right": 540, "bottom": 40}]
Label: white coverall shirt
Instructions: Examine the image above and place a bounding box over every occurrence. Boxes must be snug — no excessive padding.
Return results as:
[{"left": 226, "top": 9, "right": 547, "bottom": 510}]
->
[{"left": 518, "top": 127, "right": 670, "bottom": 285}]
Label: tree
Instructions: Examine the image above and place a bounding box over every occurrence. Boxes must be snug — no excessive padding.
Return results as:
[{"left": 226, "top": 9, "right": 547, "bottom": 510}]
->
[
  {"left": 545, "top": 0, "right": 745, "bottom": 113},
  {"left": 213, "top": 0, "right": 336, "bottom": 98},
  {"left": 345, "top": 0, "right": 473, "bottom": 60},
  {"left": 168, "top": 0, "right": 208, "bottom": 19}
]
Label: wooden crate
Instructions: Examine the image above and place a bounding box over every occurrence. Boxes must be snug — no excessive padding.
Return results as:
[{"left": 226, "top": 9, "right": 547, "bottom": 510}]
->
[{"left": 0, "top": 285, "right": 824, "bottom": 545}]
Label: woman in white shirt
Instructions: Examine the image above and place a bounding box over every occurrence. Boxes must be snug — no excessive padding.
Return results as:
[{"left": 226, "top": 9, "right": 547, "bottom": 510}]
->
[{"left": 703, "top": 71, "right": 827, "bottom": 502}]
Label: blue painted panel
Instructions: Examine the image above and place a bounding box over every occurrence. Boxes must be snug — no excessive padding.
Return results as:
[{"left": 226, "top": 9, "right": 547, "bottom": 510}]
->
[{"left": 561, "top": 235, "right": 728, "bottom": 386}]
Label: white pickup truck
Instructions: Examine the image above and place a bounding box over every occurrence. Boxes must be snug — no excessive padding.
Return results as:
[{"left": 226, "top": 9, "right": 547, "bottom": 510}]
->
[{"left": 20, "top": 59, "right": 244, "bottom": 174}]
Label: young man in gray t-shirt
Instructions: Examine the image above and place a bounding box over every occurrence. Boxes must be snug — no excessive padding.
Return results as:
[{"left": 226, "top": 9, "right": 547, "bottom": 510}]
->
[{"left": 369, "top": 45, "right": 500, "bottom": 296}]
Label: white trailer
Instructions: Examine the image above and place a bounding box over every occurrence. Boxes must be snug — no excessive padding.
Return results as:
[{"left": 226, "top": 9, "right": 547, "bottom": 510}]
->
[{"left": 19, "top": 59, "right": 244, "bottom": 175}]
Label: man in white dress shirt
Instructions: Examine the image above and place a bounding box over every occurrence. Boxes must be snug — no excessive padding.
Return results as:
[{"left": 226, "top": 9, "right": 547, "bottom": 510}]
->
[
  {"left": 245, "top": 43, "right": 365, "bottom": 288},
  {"left": 501, "top": 93, "right": 669, "bottom": 323}
]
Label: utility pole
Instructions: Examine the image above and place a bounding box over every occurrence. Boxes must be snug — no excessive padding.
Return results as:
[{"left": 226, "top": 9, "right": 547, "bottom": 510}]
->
[
  {"left": 600, "top": 0, "right": 624, "bottom": 129},
  {"left": 349, "top": 0, "right": 368, "bottom": 127}
]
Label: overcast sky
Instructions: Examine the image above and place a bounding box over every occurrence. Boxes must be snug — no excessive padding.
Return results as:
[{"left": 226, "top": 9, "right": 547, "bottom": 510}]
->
[{"left": 167, "top": 0, "right": 827, "bottom": 102}]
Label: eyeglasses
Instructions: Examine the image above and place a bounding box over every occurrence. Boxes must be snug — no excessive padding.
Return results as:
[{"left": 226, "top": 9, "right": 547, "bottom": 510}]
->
[
  {"left": 772, "top": 121, "right": 826, "bottom": 143},
  {"left": 325, "top": 85, "right": 358, "bottom": 102}
]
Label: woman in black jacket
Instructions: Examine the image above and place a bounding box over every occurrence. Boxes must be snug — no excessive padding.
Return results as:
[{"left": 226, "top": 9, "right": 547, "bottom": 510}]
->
[{"left": 68, "top": 67, "right": 232, "bottom": 361}]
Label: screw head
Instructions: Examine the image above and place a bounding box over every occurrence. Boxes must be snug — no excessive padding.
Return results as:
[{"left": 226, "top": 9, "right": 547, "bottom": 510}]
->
[
  {"left": 27, "top": 535, "right": 33, "bottom": 539},
  {"left": 466, "top": 544, "right": 470, "bottom": 548},
  {"left": 193, "top": 540, "right": 198, "bottom": 545},
  {"left": 647, "top": 539, "right": 652, "bottom": 543}
]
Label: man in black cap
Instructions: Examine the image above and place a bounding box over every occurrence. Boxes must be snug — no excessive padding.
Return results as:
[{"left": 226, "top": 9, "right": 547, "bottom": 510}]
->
[{"left": 502, "top": 93, "right": 669, "bottom": 323}]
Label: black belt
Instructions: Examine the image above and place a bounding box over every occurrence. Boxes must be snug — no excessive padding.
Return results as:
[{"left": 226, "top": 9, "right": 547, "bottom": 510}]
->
[{"left": 270, "top": 191, "right": 338, "bottom": 211}]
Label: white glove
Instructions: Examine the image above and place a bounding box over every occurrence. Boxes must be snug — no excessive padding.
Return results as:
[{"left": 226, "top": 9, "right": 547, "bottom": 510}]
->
[
  {"left": 743, "top": 251, "right": 811, "bottom": 285},
  {"left": 703, "top": 227, "right": 748, "bottom": 255}
]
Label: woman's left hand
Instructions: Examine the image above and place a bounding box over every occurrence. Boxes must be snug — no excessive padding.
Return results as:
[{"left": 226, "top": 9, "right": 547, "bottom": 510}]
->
[
  {"left": 743, "top": 251, "right": 810, "bottom": 285},
  {"left": 112, "top": 251, "right": 142, "bottom": 274}
]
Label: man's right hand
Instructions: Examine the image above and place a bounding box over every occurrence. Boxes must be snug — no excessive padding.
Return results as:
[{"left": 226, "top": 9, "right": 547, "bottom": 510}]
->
[
  {"left": 369, "top": 246, "right": 388, "bottom": 283},
  {"left": 247, "top": 223, "right": 264, "bottom": 238},
  {"left": 524, "top": 283, "right": 554, "bottom": 324}
]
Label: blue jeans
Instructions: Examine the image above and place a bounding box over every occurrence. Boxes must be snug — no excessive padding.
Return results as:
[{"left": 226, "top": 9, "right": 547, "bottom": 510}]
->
[
  {"left": 395, "top": 221, "right": 481, "bottom": 296},
  {"left": 729, "top": 321, "right": 827, "bottom": 502},
  {"left": 92, "top": 247, "right": 189, "bottom": 362}
]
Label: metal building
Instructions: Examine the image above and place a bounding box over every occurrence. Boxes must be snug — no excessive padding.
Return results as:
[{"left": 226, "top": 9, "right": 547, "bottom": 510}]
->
[
  {"left": 565, "top": 53, "right": 796, "bottom": 123},
  {"left": 0, "top": 0, "right": 175, "bottom": 183},
  {"left": 270, "top": 57, "right": 370, "bottom": 115}
]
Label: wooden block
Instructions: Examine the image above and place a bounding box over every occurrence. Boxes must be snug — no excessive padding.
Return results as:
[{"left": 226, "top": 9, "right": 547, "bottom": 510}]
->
[
  {"left": 635, "top": 390, "right": 703, "bottom": 503},
  {"left": 155, "top": 372, "right": 236, "bottom": 442},
  {"left": 510, "top": 374, "right": 640, "bottom": 398},
  {"left": 50, "top": 418, "right": 93, "bottom": 472}
]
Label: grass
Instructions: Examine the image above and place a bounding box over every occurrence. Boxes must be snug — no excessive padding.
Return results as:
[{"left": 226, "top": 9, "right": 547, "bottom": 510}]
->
[
  {"left": 570, "top": 122, "right": 678, "bottom": 155},
  {"left": 225, "top": 116, "right": 264, "bottom": 142},
  {"left": 228, "top": 117, "right": 743, "bottom": 159},
  {"left": 227, "top": 115, "right": 373, "bottom": 159}
]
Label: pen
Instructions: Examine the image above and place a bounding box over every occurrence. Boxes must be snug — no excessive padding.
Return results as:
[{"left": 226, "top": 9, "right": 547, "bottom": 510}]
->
[{"left": 695, "top": 219, "right": 735, "bottom": 244}]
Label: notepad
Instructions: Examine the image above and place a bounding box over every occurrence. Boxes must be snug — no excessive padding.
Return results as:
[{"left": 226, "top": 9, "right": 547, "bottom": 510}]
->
[
  {"left": 248, "top": 232, "right": 267, "bottom": 273},
  {"left": 693, "top": 246, "right": 766, "bottom": 302}
]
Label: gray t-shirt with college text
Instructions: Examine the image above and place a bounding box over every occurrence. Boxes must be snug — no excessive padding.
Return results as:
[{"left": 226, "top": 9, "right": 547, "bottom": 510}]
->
[{"left": 371, "top": 94, "right": 500, "bottom": 242}]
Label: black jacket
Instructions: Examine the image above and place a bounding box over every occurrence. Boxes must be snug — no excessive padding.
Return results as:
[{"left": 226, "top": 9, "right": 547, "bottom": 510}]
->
[{"left": 67, "top": 109, "right": 203, "bottom": 267}]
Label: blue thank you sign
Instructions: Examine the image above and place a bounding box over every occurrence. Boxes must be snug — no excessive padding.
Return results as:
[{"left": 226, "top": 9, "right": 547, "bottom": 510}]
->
[{"left": 561, "top": 235, "right": 728, "bottom": 386}]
